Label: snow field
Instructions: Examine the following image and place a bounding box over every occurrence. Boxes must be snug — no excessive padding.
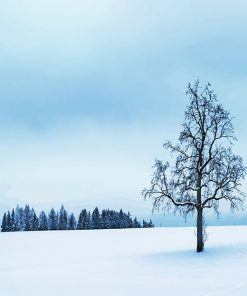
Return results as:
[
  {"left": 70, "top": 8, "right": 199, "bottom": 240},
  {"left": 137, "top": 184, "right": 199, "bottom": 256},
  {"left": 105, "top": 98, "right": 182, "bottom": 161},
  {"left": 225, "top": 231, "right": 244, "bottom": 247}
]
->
[{"left": 0, "top": 226, "right": 247, "bottom": 296}]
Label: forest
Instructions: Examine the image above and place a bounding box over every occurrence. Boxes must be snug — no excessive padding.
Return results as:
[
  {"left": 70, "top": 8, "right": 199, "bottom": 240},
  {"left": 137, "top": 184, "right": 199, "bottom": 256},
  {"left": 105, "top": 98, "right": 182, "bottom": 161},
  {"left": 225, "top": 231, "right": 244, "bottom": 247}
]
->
[{"left": 1, "top": 205, "right": 154, "bottom": 232}]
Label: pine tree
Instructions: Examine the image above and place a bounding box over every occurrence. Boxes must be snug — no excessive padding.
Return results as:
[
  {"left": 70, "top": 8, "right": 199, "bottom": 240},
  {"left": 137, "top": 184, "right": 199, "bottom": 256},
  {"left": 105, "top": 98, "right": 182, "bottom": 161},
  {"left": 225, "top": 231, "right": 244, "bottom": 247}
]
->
[
  {"left": 86, "top": 211, "right": 91, "bottom": 229},
  {"left": 101, "top": 209, "right": 109, "bottom": 229},
  {"left": 77, "top": 209, "right": 88, "bottom": 230},
  {"left": 119, "top": 209, "right": 124, "bottom": 228},
  {"left": 148, "top": 220, "right": 154, "bottom": 228},
  {"left": 1, "top": 212, "right": 7, "bottom": 232},
  {"left": 14, "top": 205, "right": 21, "bottom": 231},
  {"left": 58, "top": 205, "right": 68, "bottom": 230},
  {"left": 16, "top": 206, "right": 25, "bottom": 231},
  {"left": 48, "top": 208, "right": 58, "bottom": 230},
  {"left": 30, "top": 209, "right": 39, "bottom": 231},
  {"left": 107, "top": 210, "right": 115, "bottom": 229},
  {"left": 11, "top": 209, "right": 16, "bottom": 231},
  {"left": 142, "top": 219, "right": 154, "bottom": 228},
  {"left": 24, "top": 204, "right": 31, "bottom": 231},
  {"left": 91, "top": 207, "right": 101, "bottom": 229},
  {"left": 68, "top": 213, "right": 76, "bottom": 230},
  {"left": 39, "top": 211, "right": 48, "bottom": 231},
  {"left": 126, "top": 212, "right": 133, "bottom": 228},
  {"left": 109, "top": 210, "right": 116, "bottom": 228},
  {"left": 77, "top": 211, "right": 83, "bottom": 230},
  {"left": 133, "top": 217, "right": 141, "bottom": 228},
  {"left": 6, "top": 211, "right": 12, "bottom": 232}
]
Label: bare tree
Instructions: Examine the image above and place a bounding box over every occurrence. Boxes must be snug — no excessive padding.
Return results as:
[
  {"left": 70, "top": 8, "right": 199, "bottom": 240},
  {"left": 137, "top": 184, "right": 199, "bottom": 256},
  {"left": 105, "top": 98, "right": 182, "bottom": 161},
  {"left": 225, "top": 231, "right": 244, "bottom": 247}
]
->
[{"left": 143, "top": 81, "right": 246, "bottom": 252}]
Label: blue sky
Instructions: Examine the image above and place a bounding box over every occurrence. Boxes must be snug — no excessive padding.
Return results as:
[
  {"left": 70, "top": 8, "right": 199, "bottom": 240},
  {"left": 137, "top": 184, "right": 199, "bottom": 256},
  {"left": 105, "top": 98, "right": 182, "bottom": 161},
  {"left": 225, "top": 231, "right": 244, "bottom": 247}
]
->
[{"left": 0, "top": 0, "right": 247, "bottom": 213}]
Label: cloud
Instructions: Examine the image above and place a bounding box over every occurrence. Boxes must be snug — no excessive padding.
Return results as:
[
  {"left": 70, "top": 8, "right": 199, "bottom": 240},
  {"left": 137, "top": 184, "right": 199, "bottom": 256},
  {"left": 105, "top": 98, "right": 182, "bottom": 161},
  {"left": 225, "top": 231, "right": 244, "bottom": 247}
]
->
[{"left": 0, "top": 0, "right": 246, "bottom": 211}]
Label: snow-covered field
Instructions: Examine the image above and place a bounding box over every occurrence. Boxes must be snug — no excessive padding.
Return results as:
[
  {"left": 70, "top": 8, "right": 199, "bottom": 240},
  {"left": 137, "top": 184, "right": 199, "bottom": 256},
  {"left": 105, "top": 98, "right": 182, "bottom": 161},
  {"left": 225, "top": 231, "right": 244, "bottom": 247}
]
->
[{"left": 0, "top": 226, "right": 247, "bottom": 296}]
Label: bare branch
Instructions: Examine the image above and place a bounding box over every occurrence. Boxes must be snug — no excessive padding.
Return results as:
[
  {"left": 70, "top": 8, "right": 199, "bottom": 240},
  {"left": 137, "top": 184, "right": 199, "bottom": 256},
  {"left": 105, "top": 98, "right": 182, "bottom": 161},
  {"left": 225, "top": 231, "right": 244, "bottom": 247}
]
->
[{"left": 143, "top": 80, "right": 246, "bottom": 252}]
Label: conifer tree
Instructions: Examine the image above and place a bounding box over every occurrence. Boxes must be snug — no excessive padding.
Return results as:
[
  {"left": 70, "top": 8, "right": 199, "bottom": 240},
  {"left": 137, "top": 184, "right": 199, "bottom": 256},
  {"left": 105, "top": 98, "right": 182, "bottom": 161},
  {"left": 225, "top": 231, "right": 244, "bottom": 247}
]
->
[
  {"left": 14, "top": 205, "right": 21, "bottom": 231},
  {"left": 30, "top": 210, "right": 39, "bottom": 231},
  {"left": 143, "top": 220, "right": 147, "bottom": 228},
  {"left": 119, "top": 209, "right": 125, "bottom": 228},
  {"left": 11, "top": 209, "right": 16, "bottom": 231},
  {"left": 77, "top": 211, "right": 83, "bottom": 230},
  {"left": 127, "top": 212, "right": 133, "bottom": 228},
  {"left": 6, "top": 211, "right": 12, "bottom": 232},
  {"left": 24, "top": 204, "right": 31, "bottom": 231},
  {"left": 48, "top": 208, "right": 58, "bottom": 230},
  {"left": 107, "top": 210, "right": 115, "bottom": 229},
  {"left": 68, "top": 213, "right": 76, "bottom": 230},
  {"left": 39, "top": 211, "right": 48, "bottom": 231},
  {"left": 92, "top": 207, "right": 101, "bottom": 229},
  {"left": 142, "top": 219, "right": 154, "bottom": 228},
  {"left": 1, "top": 212, "right": 7, "bottom": 232},
  {"left": 86, "top": 211, "right": 91, "bottom": 229},
  {"left": 101, "top": 209, "right": 109, "bottom": 229},
  {"left": 77, "top": 209, "right": 88, "bottom": 230},
  {"left": 133, "top": 217, "right": 141, "bottom": 228},
  {"left": 17, "top": 206, "right": 25, "bottom": 231},
  {"left": 58, "top": 205, "right": 68, "bottom": 230},
  {"left": 148, "top": 220, "right": 154, "bottom": 228}
]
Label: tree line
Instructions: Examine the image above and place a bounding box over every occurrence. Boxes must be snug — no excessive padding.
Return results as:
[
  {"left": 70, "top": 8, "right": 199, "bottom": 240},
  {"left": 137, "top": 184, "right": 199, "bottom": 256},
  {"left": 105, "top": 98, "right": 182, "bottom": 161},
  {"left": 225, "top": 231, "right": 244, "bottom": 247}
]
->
[{"left": 1, "top": 204, "right": 154, "bottom": 232}]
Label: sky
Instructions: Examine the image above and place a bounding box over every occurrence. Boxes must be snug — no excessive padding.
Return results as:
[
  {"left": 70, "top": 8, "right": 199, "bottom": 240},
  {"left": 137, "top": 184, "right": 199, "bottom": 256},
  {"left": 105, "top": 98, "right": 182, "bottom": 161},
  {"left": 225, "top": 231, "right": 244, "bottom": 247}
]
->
[{"left": 0, "top": 0, "right": 247, "bottom": 215}]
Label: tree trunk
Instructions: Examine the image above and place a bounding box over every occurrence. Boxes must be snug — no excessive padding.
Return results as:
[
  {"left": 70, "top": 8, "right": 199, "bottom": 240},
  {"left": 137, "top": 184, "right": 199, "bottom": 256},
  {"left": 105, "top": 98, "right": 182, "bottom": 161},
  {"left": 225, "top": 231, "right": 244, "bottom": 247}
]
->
[{"left": 196, "top": 207, "right": 204, "bottom": 252}]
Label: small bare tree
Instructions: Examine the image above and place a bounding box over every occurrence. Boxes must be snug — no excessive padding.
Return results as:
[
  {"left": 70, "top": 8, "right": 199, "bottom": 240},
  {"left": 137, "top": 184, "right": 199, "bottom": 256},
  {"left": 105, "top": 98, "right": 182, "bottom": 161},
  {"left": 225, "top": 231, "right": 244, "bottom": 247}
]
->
[{"left": 143, "top": 81, "right": 246, "bottom": 252}]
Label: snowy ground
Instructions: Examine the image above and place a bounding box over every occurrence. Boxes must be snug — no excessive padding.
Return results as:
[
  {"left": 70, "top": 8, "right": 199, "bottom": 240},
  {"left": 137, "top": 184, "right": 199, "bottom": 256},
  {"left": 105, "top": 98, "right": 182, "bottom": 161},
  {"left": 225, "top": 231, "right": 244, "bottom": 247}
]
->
[{"left": 0, "top": 226, "right": 247, "bottom": 296}]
